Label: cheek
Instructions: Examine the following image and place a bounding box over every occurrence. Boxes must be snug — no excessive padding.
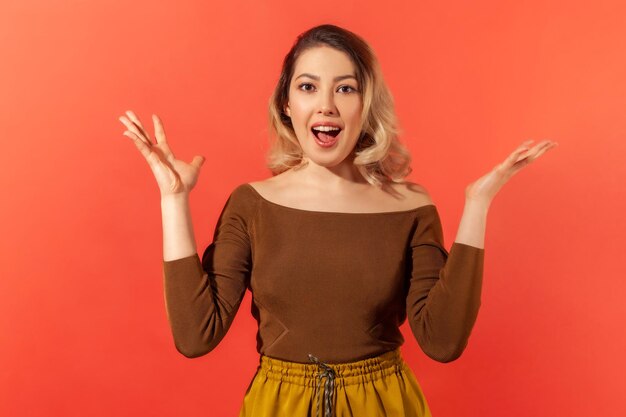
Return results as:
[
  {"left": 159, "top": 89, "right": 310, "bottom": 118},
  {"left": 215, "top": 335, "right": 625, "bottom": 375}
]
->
[
  {"left": 339, "top": 98, "right": 362, "bottom": 120},
  {"left": 289, "top": 108, "right": 307, "bottom": 128},
  {"left": 288, "top": 104, "right": 310, "bottom": 141},
  {"left": 292, "top": 105, "right": 316, "bottom": 134}
]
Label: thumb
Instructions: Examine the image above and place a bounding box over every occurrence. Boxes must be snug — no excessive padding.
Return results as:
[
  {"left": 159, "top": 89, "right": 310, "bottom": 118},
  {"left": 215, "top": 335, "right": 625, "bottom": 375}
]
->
[{"left": 191, "top": 155, "right": 205, "bottom": 169}]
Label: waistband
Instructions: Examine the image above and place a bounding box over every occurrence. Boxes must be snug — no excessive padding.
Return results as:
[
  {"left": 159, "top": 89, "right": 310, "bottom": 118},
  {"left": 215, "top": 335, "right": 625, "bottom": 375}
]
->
[
  {"left": 257, "top": 349, "right": 407, "bottom": 417},
  {"left": 257, "top": 348, "right": 406, "bottom": 388}
]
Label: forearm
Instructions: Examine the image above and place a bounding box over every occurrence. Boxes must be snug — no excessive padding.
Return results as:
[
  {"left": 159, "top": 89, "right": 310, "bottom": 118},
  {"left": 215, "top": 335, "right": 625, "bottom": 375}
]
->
[
  {"left": 161, "top": 193, "right": 197, "bottom": 261},
  {"left": 454, "top": 198, "right": 489, "bottom": 249},
  {"left": 409, "top": 242, "right": 484, "bottom": 362}
]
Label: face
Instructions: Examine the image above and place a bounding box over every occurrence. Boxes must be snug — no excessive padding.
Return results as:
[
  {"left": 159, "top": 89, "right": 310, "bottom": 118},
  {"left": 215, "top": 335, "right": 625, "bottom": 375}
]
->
[{"left": 284, "top": 46, "right": 363, "bottom": 169}]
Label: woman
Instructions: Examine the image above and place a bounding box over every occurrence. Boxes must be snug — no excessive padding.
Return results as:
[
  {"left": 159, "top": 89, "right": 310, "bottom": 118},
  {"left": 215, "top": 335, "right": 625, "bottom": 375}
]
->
[{"left": 119, "top": 24, "right": 557, "bottom": 417}]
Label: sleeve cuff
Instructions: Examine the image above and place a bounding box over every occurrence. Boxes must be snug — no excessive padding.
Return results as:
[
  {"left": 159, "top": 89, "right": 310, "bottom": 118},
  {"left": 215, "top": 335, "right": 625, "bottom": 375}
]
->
[{"left": 163, "top": 253, "right": 203, "bottom": 278}]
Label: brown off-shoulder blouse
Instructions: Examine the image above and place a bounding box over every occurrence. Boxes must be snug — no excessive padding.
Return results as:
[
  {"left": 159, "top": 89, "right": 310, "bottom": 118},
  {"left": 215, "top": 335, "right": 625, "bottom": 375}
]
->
[{"left": 162, "top": 183, "right": 485, "bottom": 364}]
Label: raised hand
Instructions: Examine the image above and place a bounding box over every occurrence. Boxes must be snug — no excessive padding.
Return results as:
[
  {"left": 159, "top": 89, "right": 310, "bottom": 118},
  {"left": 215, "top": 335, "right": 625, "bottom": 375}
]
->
[
  {"left": 464, "top": 139, "right": 559, "bottom": 206},
  {"left": 119, "top": 111, "right": 205, "bottom": 196}
]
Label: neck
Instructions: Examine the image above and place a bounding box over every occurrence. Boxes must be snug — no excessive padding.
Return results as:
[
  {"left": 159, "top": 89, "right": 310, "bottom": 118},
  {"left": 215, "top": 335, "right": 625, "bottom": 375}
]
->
[{"left": 291, "top": 156, "right": 368, "bottom": 190}]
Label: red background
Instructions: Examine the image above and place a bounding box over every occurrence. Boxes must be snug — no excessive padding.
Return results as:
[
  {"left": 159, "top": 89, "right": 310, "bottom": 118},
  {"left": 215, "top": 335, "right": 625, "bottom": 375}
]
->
[{"left": 1, "top": 0, "right": 625, "bottom": 416}]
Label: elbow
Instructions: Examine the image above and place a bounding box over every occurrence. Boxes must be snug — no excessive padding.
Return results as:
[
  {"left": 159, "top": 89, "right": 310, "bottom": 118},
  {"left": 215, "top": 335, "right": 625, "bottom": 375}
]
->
[
  {"left": 424, "top": 343, "right": 466, "bottom": 363},
  {"left": 172, "top": 332, "right": 223, "bottom": 359},
  {"left": 176, "top": 344, "right": 210, "bottom": 359},
  {"left": 167, "top": 315, "right": 232, "bottom": 358},
  {"left": 167, "top": 313, "right": 230, "bottom": 358},
  {"left": 418, "top": 336, "right": 470, "bottom": 363}
]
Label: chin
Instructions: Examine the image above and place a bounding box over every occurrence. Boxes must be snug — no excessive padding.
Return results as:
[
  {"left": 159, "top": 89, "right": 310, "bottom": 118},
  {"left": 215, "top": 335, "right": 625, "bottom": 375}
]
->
[
  {"left": 298, "top": 136, "right": 358, "bottom": 168},
  {"left": 310, "top": 159, "right": 342, "bottom": 168},
  {"left": 304, "top": 152, "right": 354, "bottom": 168}
]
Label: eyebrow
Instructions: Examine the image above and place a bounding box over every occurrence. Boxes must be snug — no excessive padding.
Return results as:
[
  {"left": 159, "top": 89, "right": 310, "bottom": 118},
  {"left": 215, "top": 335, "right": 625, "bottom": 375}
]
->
[{"left": 294, "top": 73, "right": 357, "bottom": 82}]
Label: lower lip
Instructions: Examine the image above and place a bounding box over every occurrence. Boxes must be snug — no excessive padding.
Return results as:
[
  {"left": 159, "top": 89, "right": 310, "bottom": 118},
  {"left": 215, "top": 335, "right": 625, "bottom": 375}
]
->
[{"left": 312, "top": 130, "right": 340, "bottom": 148}]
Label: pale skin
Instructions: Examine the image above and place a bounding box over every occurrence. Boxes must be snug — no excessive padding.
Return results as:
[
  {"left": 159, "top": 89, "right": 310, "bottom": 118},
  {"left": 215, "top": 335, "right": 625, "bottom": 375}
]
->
[{"left": 119, "top": 46, "right": 558, "bottom": 260}]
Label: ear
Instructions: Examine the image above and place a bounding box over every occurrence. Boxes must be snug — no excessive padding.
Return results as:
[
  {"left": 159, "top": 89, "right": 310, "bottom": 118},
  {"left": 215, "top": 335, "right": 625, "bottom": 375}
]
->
[{"left": 283, "top": 102, "right": 291, "bottom": 118}]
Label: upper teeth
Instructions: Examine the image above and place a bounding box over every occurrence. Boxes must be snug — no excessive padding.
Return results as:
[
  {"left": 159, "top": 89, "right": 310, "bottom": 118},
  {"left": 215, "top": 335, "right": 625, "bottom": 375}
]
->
[{"left": 313, "top": 126, "right": 340, "bottom": 132}]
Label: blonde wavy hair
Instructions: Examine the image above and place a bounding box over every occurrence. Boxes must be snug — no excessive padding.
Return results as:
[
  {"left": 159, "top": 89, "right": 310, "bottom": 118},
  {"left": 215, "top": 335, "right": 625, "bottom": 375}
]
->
[{"left": 266, "top": 24, "right": 413, "bottom": 187}]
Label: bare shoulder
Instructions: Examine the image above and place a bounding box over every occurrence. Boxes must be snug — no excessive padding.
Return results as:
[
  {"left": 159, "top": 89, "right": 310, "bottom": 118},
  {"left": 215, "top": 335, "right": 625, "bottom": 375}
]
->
[
  {"left": 247, "top": 172, "right": 290, "bottom": 200},
  {"left": 385, "top": 181, "right": 435, "bottom": 209},
  {"left": 247, "top": 178, "right": 273, "bottom": 197}
]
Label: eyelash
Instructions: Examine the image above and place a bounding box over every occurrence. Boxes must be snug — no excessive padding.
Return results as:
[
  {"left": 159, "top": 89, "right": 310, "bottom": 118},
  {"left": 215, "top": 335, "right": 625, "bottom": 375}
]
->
[{"left": 297, "top": 83, "right": 358, "bottom": 93}]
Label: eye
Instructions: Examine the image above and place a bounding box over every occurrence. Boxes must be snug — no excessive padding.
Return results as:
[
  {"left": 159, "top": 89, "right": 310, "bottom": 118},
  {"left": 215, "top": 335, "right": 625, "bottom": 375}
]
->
[
  {"left": 298, "top": 83, "right": 315, "bottom": 92},
  {"left": 338, "top": 85, "right": 358, "bottom": 93}
]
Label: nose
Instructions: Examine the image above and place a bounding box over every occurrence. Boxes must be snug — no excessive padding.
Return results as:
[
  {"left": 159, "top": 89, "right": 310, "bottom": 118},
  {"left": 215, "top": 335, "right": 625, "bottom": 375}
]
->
[{"left": 318, "top": 90, "right": 337, "bottom": 115}]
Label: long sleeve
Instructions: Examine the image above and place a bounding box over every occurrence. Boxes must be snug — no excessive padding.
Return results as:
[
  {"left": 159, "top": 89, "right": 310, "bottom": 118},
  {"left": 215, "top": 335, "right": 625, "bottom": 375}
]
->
[
  {"left": 406, "top": 206, "right": 485, "bottom": 363},
  {"left": 162, "top": 186, "right": 257, "bottom": 358}
]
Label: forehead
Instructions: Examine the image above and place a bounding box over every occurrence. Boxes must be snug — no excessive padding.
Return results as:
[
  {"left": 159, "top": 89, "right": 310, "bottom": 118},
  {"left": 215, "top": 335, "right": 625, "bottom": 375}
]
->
[{"left": 293, "top": 46, "right": 356, "bottom": 79}]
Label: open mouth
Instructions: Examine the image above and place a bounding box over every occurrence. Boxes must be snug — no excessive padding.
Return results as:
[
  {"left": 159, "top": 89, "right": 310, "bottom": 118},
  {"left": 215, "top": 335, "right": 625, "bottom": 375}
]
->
[{"left": 311, "top": 127, "right": 342, "bottom": 142}]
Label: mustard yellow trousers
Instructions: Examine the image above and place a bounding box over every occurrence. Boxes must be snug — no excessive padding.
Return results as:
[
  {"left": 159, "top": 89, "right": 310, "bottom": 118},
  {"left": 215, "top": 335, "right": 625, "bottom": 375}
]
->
[{"left": 239, "top": 348, "right": 432, "bottom": 417}]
